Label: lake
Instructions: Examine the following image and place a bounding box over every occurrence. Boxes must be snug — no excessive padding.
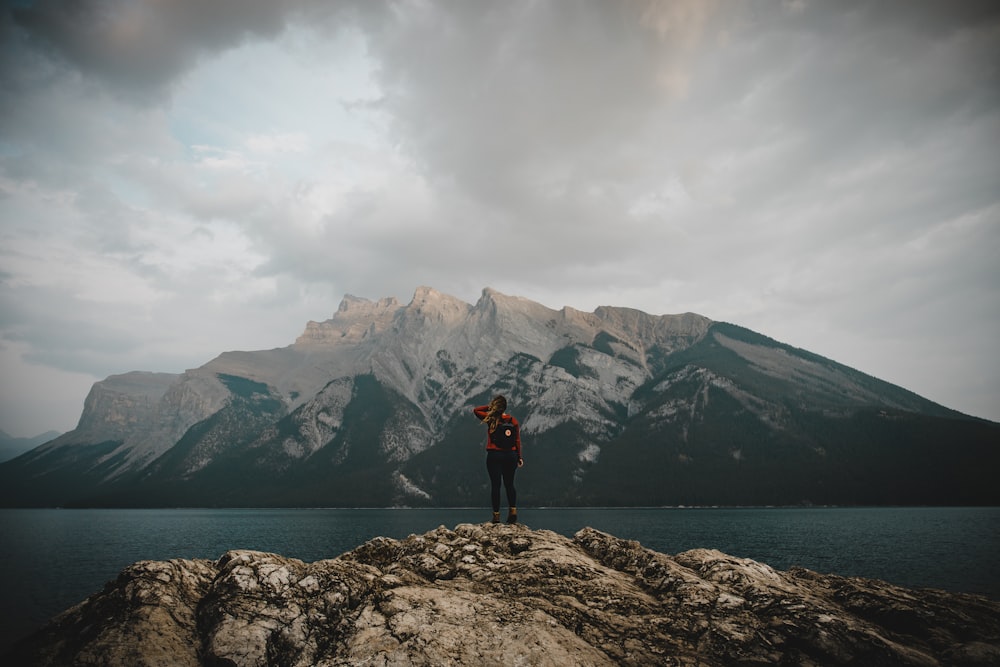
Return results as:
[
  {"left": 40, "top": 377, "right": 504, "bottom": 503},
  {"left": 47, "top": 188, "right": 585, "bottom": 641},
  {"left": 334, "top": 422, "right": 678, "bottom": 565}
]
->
[{"left": 1, "top": 506, "right": 998, "bottom": 653}]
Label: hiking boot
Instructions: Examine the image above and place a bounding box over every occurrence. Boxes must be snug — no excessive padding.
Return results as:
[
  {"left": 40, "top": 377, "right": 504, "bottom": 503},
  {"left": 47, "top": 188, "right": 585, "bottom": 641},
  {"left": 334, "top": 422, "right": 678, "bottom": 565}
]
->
[
  {"left": 491, "top": 512, "right": 501, "bottom": 524},
  {"left": 506, "top": 512, "right": 518, "bottom": 524}
]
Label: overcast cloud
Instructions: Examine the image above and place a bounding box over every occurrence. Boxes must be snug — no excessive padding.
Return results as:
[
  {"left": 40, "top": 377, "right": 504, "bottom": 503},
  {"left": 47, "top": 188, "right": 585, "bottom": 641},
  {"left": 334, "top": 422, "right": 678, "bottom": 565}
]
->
[{"left": 1, "top": 0, "right": 998, "bottom": 436}]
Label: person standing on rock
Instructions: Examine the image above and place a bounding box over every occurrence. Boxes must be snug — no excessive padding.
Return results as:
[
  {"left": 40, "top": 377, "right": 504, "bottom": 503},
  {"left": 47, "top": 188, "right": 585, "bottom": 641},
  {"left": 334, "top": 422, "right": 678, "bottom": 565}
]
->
[{"left": 473, "top": 395, "right": 523, "bottom": 524}]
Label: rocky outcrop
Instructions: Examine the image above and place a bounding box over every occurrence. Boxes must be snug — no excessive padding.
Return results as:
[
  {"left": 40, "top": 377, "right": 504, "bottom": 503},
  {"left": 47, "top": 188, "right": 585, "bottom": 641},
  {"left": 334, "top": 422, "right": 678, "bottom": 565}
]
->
[{"left": 8, "top": 524, "right": 1000, "bottom": 666}]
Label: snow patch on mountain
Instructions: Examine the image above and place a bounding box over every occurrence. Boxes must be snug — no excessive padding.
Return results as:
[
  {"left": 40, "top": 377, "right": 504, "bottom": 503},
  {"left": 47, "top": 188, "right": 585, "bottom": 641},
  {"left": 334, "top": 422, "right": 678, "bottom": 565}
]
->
[
  {"left": 379, "top": 416, "right": 433, "bottom": 463},
  {"left": 282, "top": 377, "right": 355, "bottom": 458},
  {"left": 578, "top": 444, "right": 601, "bottom": 464},
  {"left": 393, "top": 471, "right": 432, "bottom": 503}
]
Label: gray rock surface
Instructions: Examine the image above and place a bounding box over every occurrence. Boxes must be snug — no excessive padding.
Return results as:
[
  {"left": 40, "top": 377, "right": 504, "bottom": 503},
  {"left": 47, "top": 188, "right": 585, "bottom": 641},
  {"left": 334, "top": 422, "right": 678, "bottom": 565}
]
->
[{"left": 8, "top": 524, "right": 1000, "bottom": 666}]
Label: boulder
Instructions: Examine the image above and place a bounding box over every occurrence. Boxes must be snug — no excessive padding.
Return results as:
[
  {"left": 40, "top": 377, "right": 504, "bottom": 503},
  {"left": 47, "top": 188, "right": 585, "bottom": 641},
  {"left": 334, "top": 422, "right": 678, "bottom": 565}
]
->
[{"left": 7, "top": 524, "right": 999, "bottom": 666}]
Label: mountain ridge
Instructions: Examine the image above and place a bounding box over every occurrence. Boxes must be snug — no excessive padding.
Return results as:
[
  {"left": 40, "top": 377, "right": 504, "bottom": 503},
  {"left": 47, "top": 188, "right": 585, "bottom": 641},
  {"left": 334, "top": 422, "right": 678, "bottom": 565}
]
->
[{"left": 1, "top": 286, "right": 996, "bottom": 508}]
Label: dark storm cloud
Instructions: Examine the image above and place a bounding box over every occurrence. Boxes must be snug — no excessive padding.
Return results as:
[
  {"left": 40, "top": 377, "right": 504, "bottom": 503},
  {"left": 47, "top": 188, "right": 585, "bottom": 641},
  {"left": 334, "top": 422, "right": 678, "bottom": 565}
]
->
[{"left": 11, "top": 0, "right": 287, "bottom": 98}]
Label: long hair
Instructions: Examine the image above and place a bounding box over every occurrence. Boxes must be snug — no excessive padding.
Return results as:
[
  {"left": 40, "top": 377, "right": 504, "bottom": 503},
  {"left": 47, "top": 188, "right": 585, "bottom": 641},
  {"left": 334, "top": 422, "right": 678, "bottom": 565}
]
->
[{"left": 483, "top": 395, "right": 507, "bottom": 433}]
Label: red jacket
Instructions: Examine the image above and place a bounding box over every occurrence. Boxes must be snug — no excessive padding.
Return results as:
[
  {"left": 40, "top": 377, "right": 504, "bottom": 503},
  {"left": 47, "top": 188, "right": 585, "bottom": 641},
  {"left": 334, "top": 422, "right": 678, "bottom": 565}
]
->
[{"left": 473, "top": 405, "right": 522, "bottom": 455}]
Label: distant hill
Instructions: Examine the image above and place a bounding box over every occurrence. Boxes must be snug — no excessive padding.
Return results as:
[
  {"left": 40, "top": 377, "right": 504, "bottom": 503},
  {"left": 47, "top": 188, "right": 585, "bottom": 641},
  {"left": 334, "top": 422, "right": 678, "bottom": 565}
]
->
[
  {"left": 0, "top": 430, "right": 61, "bottom": 463},
  {"left": 1, "top": 286, "right": 997, "bottom": 507}
]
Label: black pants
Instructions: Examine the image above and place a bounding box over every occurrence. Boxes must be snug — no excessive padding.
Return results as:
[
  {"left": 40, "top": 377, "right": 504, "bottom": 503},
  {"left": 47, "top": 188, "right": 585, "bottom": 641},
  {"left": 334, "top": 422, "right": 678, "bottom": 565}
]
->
[{"left": 486, "top": 450, "right": 518, "bottom": 512}]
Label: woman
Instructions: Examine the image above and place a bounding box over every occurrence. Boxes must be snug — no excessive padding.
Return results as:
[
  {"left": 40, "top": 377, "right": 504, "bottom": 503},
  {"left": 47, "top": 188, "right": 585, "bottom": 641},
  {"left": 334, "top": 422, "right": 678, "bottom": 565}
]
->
[{"left": 473, "top": 395, "right": 523, "bottom": 524}]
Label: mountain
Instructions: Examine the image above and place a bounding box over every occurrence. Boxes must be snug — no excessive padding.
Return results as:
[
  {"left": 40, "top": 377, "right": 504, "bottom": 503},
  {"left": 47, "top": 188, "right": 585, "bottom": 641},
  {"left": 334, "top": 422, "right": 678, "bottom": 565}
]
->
[
  {"left": 1, "top": 286, "right": 996, "bottom": 507},
  {"left": 0, "top": 430, "right": 61, "bottom": 463}
]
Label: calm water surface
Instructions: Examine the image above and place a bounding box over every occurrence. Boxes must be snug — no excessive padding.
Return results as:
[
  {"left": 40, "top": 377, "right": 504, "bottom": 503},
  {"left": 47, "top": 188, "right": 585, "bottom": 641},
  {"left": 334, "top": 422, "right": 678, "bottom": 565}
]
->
[{"left": 1, "top": 506, "right": 998, "bottom": 652}]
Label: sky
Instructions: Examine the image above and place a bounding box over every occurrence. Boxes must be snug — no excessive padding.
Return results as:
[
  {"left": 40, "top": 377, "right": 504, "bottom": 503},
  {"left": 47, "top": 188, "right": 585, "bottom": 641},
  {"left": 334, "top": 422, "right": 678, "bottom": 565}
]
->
[{"left": 1, "top": 0, "right": 998, "bottom": 437}]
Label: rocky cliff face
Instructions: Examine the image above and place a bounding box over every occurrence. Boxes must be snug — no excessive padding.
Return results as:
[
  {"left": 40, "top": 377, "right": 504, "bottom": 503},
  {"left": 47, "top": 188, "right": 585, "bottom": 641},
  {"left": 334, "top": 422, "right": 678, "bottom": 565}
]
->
[
  {"left": 8, "top": 524, "right": 999, "bottom": 667},
  {"left": 2, "top": 286, "right": 998, "bottom": 508}
]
